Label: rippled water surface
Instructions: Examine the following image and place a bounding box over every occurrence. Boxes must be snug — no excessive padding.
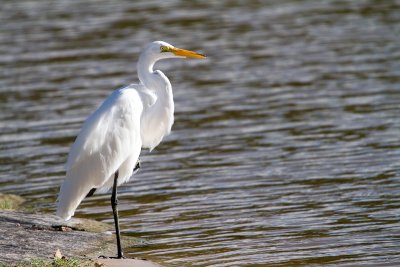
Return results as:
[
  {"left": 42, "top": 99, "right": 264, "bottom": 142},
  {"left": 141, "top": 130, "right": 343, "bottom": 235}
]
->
[{"left": 1, "top": 0, "right": 400, "bottom": 266}]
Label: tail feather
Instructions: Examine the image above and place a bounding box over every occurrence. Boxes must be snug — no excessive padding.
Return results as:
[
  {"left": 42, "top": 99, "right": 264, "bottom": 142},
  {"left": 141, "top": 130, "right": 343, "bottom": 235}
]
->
[
  {"left": 56, "top": 165, "right": 100, "bottom": 220},
  {"left": 56, "top": 180, "right": 88, "bottom": 220}
]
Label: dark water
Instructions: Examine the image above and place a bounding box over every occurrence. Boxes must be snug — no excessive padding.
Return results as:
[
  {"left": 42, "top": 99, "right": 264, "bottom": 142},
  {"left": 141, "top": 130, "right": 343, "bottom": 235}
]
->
[{"left": 1, "top": 0, "right": 400, "bottom": 266}]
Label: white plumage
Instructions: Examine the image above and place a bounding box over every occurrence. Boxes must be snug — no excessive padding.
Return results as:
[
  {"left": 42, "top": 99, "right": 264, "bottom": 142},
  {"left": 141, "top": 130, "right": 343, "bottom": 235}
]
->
[
  {"left": 56, "top": 41, "right": 205, "bottom": 224},
  {"left": 57, "top": 88, "right": 143, "bottom": 220}
]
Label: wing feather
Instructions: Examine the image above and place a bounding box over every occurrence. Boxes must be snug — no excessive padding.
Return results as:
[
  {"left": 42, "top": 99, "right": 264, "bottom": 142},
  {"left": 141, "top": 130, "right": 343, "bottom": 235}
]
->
[{"left": 57, "top": 86, "right": 143, "bottom": 220}]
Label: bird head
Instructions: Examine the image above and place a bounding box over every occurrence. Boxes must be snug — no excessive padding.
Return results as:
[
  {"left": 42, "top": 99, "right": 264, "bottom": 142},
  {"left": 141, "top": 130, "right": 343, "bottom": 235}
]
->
[{"left": 145, "top": 41, "right": 206, "bottom": 60}]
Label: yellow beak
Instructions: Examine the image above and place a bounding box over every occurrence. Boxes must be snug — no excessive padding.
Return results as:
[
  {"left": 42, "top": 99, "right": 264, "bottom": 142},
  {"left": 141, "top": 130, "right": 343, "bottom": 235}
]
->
[{"left": 170, "top": 47, "right": 206, "bottom": 59}]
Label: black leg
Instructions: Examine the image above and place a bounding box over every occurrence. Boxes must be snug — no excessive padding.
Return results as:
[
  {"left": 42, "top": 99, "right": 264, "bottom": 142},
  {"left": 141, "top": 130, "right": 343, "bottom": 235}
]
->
[
  {"left": 133, "top": 159, "right": 141, "bottom": 173},
  {"left": 86, "top": 187, "right": 97, "bottom": 197},
  {"left": 111, "top": 171, "right": 124, "bottom": 258}
]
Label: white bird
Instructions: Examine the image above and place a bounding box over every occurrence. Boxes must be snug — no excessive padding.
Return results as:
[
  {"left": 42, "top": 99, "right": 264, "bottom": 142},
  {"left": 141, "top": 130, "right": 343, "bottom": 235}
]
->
[{"left": 56, "top": 41, "right": 206, "bottom": 258}]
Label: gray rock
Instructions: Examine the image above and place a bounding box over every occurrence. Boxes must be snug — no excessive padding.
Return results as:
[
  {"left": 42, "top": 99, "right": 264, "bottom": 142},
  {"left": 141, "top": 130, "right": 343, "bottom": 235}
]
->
[{"left": 0, "top": 210, "right": 151, "bottom": 265}]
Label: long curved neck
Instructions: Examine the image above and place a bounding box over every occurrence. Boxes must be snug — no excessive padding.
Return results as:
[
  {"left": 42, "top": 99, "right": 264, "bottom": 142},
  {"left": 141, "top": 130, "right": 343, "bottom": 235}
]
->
[
  {"left": 137, "top": 53, "right": 175, "bottom": 150},
  {"left": 138, "top": 53, "right": 155, "bottom": 88},
  {"left": 137, "top": 53, "right": 172, "bottom": 101}
]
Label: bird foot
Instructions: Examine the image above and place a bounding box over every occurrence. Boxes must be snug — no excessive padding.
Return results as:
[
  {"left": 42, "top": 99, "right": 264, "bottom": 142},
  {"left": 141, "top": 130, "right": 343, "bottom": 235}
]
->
[{"left": 98, "top": 255, "right": 126, "bottom": 259}]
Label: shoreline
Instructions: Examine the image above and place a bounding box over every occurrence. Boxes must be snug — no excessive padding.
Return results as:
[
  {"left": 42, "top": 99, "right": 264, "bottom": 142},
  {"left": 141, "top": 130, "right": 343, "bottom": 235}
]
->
[{"left": 0, "top": 194, "right": 162, "bottom": 267}]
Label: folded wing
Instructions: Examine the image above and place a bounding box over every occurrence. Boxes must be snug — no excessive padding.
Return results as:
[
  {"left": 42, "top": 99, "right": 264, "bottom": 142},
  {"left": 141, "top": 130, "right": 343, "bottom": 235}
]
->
[{"left": 57, "top": 86, "right": 143, "bottom": 220}]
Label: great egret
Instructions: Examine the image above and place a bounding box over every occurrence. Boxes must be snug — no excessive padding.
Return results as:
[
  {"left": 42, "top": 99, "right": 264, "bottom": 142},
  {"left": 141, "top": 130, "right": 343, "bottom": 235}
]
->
[{"left": 56, "top": 41, "right": 206, "bottom": 258}]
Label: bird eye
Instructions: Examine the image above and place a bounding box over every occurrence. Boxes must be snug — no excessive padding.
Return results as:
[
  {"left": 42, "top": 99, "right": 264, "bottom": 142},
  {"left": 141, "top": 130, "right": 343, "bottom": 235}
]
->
[{"left": 160, "top": 46, "right": 169, "bottom": 52}]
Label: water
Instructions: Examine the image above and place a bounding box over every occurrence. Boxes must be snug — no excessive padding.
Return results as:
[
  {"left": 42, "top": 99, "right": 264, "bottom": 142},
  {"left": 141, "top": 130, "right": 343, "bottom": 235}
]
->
[{"left": 1, "top": 0, "right": 400, "bottom": 266}]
